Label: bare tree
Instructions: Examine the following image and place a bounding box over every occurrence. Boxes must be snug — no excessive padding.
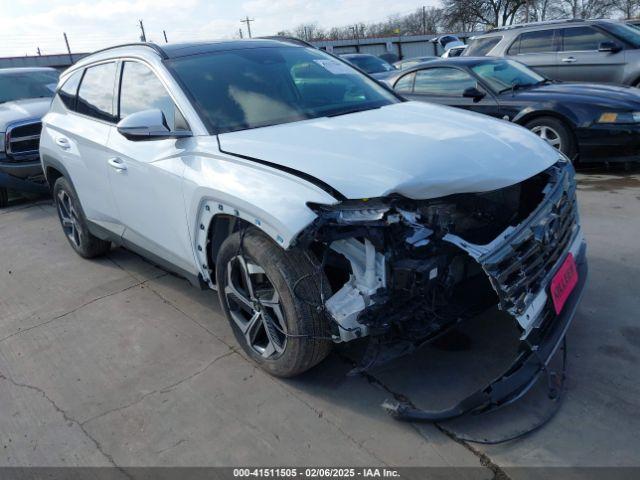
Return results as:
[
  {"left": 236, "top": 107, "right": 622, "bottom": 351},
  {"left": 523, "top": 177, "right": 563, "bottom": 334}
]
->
[
  {"left": 614, "top": 0, "right": 640, "bottom": 18},
  {"left": 524, "top": 0, "right": 566, "bottom": 21},
  {"left": 561, "top": 0, "right": 615, "bottom": 18}
]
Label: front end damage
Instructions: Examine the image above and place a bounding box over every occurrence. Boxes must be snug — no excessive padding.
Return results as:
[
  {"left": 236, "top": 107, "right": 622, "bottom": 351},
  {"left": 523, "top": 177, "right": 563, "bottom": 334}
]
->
[{"left": 295, "top": 159, "right": 587, "bottom": 421}]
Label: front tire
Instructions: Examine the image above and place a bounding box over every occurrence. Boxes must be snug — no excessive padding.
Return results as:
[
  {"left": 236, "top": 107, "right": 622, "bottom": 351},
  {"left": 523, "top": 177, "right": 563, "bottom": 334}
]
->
[
  {"left": 216, "top": 229, "right": 332, "bottom": 377},
  {"left": 0, "top": 187, "right": 8, "bottom": 208},
  {"left": 525, "top": 116, "right": 577, "bottom": 161},
  {"left": 53, "top": 177, "right": 111, "bottom": 258}
]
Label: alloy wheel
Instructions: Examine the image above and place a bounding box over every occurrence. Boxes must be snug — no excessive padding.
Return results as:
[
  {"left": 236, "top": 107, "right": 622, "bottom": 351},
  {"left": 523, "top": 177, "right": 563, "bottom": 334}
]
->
[
  {"left": 224, "top": 255, "right": 288, "bottom": 358},
  {"left": 531, "top": 125, "right": 562, "bottom": 151},
  {"left": 56, "top": 189, "right": 83, "bottom": 248}
]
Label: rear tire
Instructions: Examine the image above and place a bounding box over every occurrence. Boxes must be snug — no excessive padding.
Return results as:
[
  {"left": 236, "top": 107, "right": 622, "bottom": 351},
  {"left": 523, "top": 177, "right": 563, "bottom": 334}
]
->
[
  {"left": 0, "top": 187, "right": 7, "bottom": 208},
  {"left": 53, "top": 177, "right": 111, "bottom": 258},
  {"left": 216, "top": 228, "right": 332, "bottom": 377},
  {"left": 525, "top": 116, "right": 577, "bottom": 162}
]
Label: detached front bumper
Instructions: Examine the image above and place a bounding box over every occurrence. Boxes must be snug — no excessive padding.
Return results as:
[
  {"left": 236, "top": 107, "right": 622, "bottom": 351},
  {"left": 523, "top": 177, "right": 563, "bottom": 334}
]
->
[{"left": 384, "top": 230, "right": 588, "bottom": 422}]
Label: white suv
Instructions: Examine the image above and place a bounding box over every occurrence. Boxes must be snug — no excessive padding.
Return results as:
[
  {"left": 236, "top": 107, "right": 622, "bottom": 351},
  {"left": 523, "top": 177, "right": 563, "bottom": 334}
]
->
[{"left": 41, "top": 40, "right": 586, "bottom": 417}]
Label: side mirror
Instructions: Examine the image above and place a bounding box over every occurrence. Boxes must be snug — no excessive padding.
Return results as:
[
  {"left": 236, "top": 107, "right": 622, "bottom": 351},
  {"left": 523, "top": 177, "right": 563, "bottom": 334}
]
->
[
  {"left": 463, "top": 86, "right": 486, "bottom": 102},
  {"left": 117, "top": 109, "right": 192, "bottom": 141},
  {"left": 598, "top": 41, "right": 622, "bottom": 53}
]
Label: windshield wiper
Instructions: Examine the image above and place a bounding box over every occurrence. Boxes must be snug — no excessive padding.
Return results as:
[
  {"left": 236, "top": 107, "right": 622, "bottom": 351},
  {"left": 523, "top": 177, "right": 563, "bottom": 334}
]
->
[{"left": 325, "top": 105, "right": 382, "bottom": 117}]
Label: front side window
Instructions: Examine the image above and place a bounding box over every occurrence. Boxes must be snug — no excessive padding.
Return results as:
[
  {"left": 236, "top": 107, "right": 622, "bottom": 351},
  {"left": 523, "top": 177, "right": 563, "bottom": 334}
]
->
[
  {"left": 509, "top": 29, "right": 556, "bottom": 55},
  {"left": 0, "top": 69, "right": 59, "bottom": 104},
  {"left": 76, "top": 62, "right": 117, "bottom": 122},
  {"left": 57, "top": 70, "right": 83, "bottom": 111},
  {"left": 168, "top": 46, "right": 398, "bottom": 134},
  {"left": 119, "top": 62, "right": 186, "bottom": 131},
  {"left": 601, "top": 22, "right": 640, "bottom": 47},
  {"left": 394, "top": 72, "right": 416, "bottom": 93},
  {"left": 413, "top": 68, "right": 476, "bottom": 96},
  {"left": 465, "top": 36, "right": 502, "bottom": 56},
  {"left": 561, "top": 27, "right": 610, "bottom": 52}
]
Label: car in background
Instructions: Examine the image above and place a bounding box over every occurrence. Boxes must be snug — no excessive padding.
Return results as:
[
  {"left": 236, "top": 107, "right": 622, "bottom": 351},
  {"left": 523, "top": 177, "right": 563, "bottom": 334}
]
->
[
  {"left": 0, "top": 67, "right": 59, "bottom": 207},
  {"left": 464, "top": 19, "right": 640, "bottom": 86},
  {"left": 340, "top": 53, "right": 397, "bottom": 79},
  {"left": 627, "top": 19, "right": 640, "bottom": 29},
  {"left": 393, "top": 56, "right": 439, "bottom": 70},
  {"left": 442, "top": 45, "right": 467, "bottom": 58},
  {"left": 387, "top": 57, "right": 640, "bottom": 163}
]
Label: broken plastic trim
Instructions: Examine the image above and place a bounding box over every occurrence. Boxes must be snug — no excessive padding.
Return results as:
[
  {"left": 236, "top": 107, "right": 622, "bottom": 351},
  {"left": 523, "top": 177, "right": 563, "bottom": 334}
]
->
[{"left": 382, "top": 242, "right": 587, "bottom": 422}]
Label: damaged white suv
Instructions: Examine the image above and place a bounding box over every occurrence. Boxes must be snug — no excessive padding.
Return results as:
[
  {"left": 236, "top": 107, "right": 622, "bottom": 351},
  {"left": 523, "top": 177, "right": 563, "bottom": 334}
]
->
[{"left": 41, "top": 40, "right": 587, "bottom": 419}]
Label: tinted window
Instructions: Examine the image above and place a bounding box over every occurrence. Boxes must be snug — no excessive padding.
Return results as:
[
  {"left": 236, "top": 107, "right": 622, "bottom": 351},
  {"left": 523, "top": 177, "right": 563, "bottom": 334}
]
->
[
  {"left": 344, "top": 55, "right": 395, "bottom": 74},
  {"left": 465, "top": 37, "right": 502, "bottom": 56},
  {"left": 57, "top": 70, "right": 82, "bottom": 110},
  {"left": 77, "top": 62, "right": 117, "bottom": 122},
  {"left": 119, "top": 62, "right": 186, "bottom": 131},
  {"left": 0, "top": 69, "right": 59, "bottom": 104},
  {"left": 562, "top": 27, "right": 609, "bottom": 51},
  {"left": 394, "top": 72, "right": 415, "bottom": 93},
  {"left": 413, "top": 68, "right": 476, "bottom": 96},
  {"left": 511, "top": 29, "right": 556, "bottom": 54},
  {"left": 168, "top": 46, "right": 398, "bottom": 134}
]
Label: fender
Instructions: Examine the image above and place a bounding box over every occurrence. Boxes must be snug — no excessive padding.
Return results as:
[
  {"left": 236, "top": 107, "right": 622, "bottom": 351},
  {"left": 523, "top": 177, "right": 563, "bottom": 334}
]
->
[{"left": 511, "top": 103, "right": 581, "bottom": 128}]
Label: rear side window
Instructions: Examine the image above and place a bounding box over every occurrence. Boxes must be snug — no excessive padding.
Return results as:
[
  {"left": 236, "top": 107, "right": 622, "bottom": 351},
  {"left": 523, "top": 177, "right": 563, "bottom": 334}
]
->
[
  {"left": 413, "top": 68, "right": 476, "bottom": 96},
  {"left": 119, "top": 61, "right": 187, "bottom": 131},
  {"left": 561, "top": 27, "right": 610, "bottom": 51},
  {"left": 57, "top": 70, "right": 83, "bottom": 111},
  {"left": 394, "top": 72, "right": 415, "bottom": 93},
  {"left": 509, "top": 30, "right": 556, "bottom": 55},
  {"left": 465, "top": 37, "right": 502, "bottom": 56},
  {"left": 76, "top": 62, "right": 117, "bottom": 122}
]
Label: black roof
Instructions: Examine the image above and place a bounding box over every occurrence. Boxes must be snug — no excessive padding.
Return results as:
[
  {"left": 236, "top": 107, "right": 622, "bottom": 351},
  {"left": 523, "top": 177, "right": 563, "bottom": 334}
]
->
[{"left": 89, "top": 38, "right": 304, "bottom": 60}]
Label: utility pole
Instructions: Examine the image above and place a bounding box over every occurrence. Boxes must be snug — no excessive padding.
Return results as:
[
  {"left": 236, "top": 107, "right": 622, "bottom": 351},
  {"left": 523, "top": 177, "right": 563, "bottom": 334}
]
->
[
  {"left": 422, "top": 6, "right": 426, "bottom": 35},
  {"left": 238, "top": 28, "right": 243, "bottom": 39},
  {"left": 139, "top": 19, "right": 147, "bottom": 42},
  {"left": 241, "top": 16, "right": 254, "bottom": 38},
  {"left": 163, "top": 30, "right": 168, "bottom": 43},
  {"left": 63, "top": 32, "right": 73, "bottom": 63},
  {"left": 37, "top": 47, "right": 41, "bottom": 56}
]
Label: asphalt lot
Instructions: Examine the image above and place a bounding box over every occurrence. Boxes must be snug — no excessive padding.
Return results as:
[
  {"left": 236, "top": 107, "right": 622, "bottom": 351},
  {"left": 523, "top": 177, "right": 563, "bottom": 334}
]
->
[{"left": 1, "top": 167, "right": 639, "bottom": 477}]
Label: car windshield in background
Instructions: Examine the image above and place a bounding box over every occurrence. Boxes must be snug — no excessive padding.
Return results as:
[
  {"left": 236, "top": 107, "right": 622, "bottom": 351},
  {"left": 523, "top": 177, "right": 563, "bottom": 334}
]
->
[
  {"left": 346, "top": 55, "right": 395, "bottom": 74},
  {"left": 472, "top": 60, "right": 545, "bottom": 93},
  {"left": 0, "top": 70, "right": 59, "bottom": 103},
  {"left": 601, "top": 22, "right": 640, "bottom": 48},
  {"left": 169, "top": 46, "right": 399, "bottom": 134}
]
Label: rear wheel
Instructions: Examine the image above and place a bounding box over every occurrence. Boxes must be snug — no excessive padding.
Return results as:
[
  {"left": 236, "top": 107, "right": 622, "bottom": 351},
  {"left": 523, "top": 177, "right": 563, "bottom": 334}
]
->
[
  {"left": 53, "top": 177, "right": 111, "bottom": 258},
  {"left": 525, "top": 116, "right": 577, "bottom": 161},
  {"left": 0, "top": 187, "right": 7, "bottom": 208},
  {"left": 216, "top": 229, "right": 332, "bottom": 377}
]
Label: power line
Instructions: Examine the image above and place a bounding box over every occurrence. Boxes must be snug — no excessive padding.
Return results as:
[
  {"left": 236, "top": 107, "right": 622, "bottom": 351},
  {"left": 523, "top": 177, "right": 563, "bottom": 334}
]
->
[{"left": 240, "top": 16, "right": 254, "bottom": 38}]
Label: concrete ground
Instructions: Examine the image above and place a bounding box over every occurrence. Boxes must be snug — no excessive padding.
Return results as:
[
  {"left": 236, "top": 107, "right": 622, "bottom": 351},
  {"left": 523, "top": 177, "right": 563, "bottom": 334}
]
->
[{"left": 1, "top": 168, "right": 639, "bottom": 477}]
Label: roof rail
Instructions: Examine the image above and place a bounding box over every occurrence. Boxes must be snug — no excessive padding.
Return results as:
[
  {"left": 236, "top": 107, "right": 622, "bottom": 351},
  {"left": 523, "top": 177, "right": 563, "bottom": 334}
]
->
[
  {"left": 487, "top": 18, "right": 585, "bottom": 33},
  {"left": 87, "top": 42, "right": 169, "bottom": 59},
  {"left": 258, "top": 36, "right": 317, "bottom": 48}
]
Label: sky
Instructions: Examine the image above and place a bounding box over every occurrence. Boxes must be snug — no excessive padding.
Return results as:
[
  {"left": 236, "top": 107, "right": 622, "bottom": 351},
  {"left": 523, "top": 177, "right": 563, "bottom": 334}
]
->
[{"left": 0, "top": 0, "right": 440, "bottom": 57}]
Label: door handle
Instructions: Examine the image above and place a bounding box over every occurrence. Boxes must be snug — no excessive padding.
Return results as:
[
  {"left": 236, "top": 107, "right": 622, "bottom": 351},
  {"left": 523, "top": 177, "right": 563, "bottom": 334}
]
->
[
  {"left": 107, "top": 157, "right": 127, "bottom": 172},
  {"left": 561, "top": 56, "right": 577, "bottom": 63},
  {"left": 55, "top": 137, "right": 70, "bottom": 150}
]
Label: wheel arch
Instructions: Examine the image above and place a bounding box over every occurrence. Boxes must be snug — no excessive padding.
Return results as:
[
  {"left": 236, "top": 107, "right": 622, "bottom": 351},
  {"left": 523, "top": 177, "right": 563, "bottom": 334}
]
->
[{"left": 513, "top": 109, "right": 579, "bottom": 157}]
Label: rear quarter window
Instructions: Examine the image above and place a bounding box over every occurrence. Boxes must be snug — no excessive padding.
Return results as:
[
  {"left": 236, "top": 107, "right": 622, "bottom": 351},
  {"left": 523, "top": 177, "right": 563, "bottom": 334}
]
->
[{"left": 465, "top": 36, "right": 502, "bottom": 56}]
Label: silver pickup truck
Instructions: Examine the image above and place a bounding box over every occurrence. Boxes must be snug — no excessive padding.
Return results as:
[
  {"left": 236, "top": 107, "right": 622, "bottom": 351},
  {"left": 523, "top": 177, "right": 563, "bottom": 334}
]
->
[{"left": 0, "top": 67, "right": 59, "bottom": 207}]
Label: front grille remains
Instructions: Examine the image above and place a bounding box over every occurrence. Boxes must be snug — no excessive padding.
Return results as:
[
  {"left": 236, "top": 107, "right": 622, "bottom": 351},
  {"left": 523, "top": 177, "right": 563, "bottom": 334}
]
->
[
  {"left": 480, "top": 163, "right": 579, "bottom": 316},
  {"left": 5, "top": 121, "right": 42, "bottom": 161}
]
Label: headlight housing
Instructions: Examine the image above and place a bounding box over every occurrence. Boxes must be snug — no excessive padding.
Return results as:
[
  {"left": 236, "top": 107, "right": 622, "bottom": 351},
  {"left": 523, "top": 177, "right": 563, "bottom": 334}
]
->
[
  {"left": 307, "top": 199, "right": 390, "bottom": 224},
  {"left": 596, "top": 112, "right": 640, "bottom": 124}
]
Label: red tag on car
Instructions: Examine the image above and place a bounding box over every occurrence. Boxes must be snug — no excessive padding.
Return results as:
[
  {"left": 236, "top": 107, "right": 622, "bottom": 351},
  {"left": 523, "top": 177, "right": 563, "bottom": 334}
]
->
[{"left": 550, "top": 253, "right": 578, "bottom": 314}]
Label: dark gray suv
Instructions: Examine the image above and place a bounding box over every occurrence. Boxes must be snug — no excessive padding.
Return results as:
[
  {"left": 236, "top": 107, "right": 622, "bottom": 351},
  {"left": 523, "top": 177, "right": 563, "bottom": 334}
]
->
[{"left": 465, "top": 19, "right": 640, "bottom": 87}]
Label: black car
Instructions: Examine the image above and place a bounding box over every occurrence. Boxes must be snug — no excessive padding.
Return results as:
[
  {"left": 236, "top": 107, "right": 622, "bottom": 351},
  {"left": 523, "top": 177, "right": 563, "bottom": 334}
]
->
[{"left": 386, "top": 57, "right": 640, "bottom": 163}]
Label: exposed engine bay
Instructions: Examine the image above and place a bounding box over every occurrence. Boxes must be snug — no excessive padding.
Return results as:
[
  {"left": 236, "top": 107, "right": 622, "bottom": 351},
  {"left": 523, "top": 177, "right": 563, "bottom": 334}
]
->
[{"left": 295, "top": 159, "right": 586, "bottom": 420}]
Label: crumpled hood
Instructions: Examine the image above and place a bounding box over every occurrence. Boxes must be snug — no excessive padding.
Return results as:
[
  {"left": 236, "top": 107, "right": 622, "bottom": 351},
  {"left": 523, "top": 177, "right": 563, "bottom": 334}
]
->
[
  {"left": 218, "top": 101, "right": 560, "bottom": 200},
  {"left": 0, "top": 98, "right": 52, "bottom": 130}
]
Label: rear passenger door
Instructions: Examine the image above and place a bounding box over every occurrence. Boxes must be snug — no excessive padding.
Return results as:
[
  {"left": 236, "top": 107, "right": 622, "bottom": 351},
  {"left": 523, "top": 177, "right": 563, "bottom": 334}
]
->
[
  {"left": 397, "top": 67, "right": 500, "bottom": 118},
  {"left": 505, "top": 28, "right": 559, "bottom": 79},
  {"left": 106, "top": 60, "right": 195, "bottom": 273},
  {"left": 556, "top": 26, "right": 626, "bottom": 83}
]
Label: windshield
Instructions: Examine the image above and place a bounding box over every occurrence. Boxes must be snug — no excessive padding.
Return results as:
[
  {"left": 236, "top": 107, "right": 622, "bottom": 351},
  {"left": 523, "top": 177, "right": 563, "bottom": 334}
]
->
[
  {"left": 471, "top": 60, "right": 545, "bottom": 93},
  {"left": 345, "top": 55, "right": 395, "bottom": 74},
  {"left": 0, "top": 70, "right": 59, "bottom": 103},
  {"left": 601, "top": 21, "right": 640, "bottom": 48},
  {"left": 169, "top": 46, "right": 399, "bottom": 134}
]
